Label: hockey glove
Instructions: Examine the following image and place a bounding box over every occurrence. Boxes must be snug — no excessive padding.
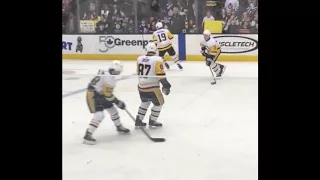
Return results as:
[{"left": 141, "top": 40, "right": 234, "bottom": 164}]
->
[
  {"left": 200, "top": 47, "right": 207, "bottom": 56},
  {"left": 115, "top": 99, "right": 126, "bottom": 110},
  {"left": 159, "top": 78, "right": 171, "bottom": 95},
  {"left": 162, "top": 87, "right": 170, "bottom": 95},
  {"left": 206, "top": 60, "right": 211, "bottom": 66},
  {"left": 201, "top": 50, "right": 207, "bottom": 57}
]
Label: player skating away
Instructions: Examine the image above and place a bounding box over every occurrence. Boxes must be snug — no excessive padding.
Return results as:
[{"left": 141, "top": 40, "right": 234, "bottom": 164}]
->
[
  {"left": 83, "top": 61, "right": 129, "bottom": 145},
  {"left": 200, "top": 30, "right": 226, "bottom": 77},
  {"left": 152, "top": 22, "right": 183, "bottom": 70},
  {"left": 135, "top": 42, "right": 171, "bottom": 128}
]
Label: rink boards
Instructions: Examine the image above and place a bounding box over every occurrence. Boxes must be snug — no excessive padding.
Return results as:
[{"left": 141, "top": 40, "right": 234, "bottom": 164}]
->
[{"left": 62, "top": 34, "right": 258, "bottom": 61}]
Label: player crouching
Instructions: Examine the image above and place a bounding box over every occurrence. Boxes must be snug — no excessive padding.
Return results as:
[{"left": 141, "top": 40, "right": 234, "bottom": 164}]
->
[
  {"left": 200, "top": 30, "right": 226, "bottom": 77},
  {"left": 153, "top": 22, "right": 183, "bottom": 70},
  {"left": 135, "top": 42, "right": 171, "bottom": 128},
  {"left": 83, "top": 61, "right": 129, "bottom": 145}
]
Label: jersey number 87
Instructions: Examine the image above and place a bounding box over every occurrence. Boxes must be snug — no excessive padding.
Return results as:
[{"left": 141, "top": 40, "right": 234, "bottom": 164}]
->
[{"left": 138, "top": 64, "right": 151, "bottom": 78}]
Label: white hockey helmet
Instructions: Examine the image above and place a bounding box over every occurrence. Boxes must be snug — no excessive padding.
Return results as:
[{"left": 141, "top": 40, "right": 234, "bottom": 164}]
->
[
  {"left": 109, "top": 60, "right": 123, "bottom": 75},
  {"left": 156, "top": 22, "right": 163, "bottom": 29},
  {"left": 145, "top": 42, "right": 157, "bottom": 53},
  {"left": 203, "top": 29, "right": 211, "bottom": 40},
  {"left": 203, "top": 29, "right": 211, "bottom": 35}
]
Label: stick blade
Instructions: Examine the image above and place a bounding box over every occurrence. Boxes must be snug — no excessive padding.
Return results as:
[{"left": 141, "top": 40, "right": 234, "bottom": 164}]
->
[{"left": 151, "top": 138, "right": 166, "bottom": 142}]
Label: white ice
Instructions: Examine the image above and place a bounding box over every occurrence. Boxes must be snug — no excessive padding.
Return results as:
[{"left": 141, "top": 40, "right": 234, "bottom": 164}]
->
[{"left": 63, "top": 60, "right": 258, "bottom": 180}]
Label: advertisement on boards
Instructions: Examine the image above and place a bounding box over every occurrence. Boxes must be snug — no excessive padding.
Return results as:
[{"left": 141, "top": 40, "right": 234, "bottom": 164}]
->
[
  {"left": 186, "top": 34, "right": 258, "bottom": 55},
  {"left": 97, "top": 35, "right": 179, "bottom": 54},
  {"left": 63, "top": 35, "right": 94, "bottom": 54}
]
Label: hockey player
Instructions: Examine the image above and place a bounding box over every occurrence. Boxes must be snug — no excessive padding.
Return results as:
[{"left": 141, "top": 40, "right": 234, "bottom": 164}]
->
[
  {"left": 135, "top": 42, "right": 171, "bottom": 128},
  {"left": 83, "top": 60, "right": 130, "bottom": 145},
  {"left": 152, "top": 22, "right": 183, "bottom": 70},
  {"left": 200, "top": 29, "right": 226, "bottom": 77}
]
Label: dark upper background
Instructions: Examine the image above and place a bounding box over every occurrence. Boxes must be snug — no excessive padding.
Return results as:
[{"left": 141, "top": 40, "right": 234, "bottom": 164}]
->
[{"left": 62, "top": 0, "right": 258, "bottom": 34}]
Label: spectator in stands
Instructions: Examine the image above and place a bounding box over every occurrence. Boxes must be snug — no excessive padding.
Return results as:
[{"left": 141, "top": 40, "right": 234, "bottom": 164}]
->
[
  {"left": 113, "top": 23, "right": 122, "bottom": 33},
  {"left": 162, "top": 16, "right": 172, "bottom": 29},
  {"left": 138, "top": 0, "right": 151, "bottom": 20},
  {"left": 177, "top": 0, "right": 187, "bottom": 14},
  {"left": 191, "top": 3, "right": 197, "bottom": 20},
  {"left": 253, "top": 10, "right": 258, "bottom": 22},
  {"left": 112, "top": 4, "right": 121, "bottom": 17},
  {"left": 124, "top": 0, "right": 135, "bottom": 18},
  {"left": 217, "top": 8, "right": 228, "bottom": 21},
  {"left": 250, "top": 20, "right": 257, "bottom": 33},
  {"left": 239, "top": 21, "right": 250, "bottom": 33},
  {"left": 246, "top": 0, "right": 257, "bottom": 17},
  {"left": 237, "top": 0, "right": 248, "bottom": 16},
  {"left": 226, "top": 19, "right": 239, "bottom": 34},
  {"left": 113, "top": 15, "right": 124, "bottom": 33},
  {"left": 222, "top": 21, "right": 228, "bottom": 34},
  {"left": 139, "top": 20, "right": 148, "bottom": 33},
  {"left": 202, "top": 10, "right": 215, "bottom": 27},
  {"left": 182, "top": 21, "right": 188, "bottom": 33},
  {"left": 148, "top": 16, "right": 157, "bottom": 33},
  {"left": 127, "top": 18, "right": 134, "bottom": 33},
  {"left": 165, "top": 0, "right": 174, "bottom": 15},
  {"left": 187, "top": 19, "right": 196, "bottom": 33},
  {"left": 96, "top": 23, "right": 107, "bottom": 34},
  {"left": 171, "top": 7, "right": 184, "bottom": 33},
  {"left": 62, "top": 7, "right": 67, "bottom": 33},
  {"left": 250, "top": 13, "right": 258, "bottom": 33},
  {"left": 240, "top": 12, "right": 250, "bottom": 26},
  {"left": 231, "top": 9, "right": 238, "bottom": 19},
  {"left": 111, "top": 0, "right": 120, "bottom": 6},
  {"left": 225, "top": 0, "right": 239, "bottom": 14},
  {"left": 121, "top": 22, "right": 129, "bottom": 33},
  {"left": 90, "top": 12, "right": 97, "bottom": 20},
  {"left": 100, "top": 6, "right": 111, "bottom": 20},
  {"left": 96, "top": 16, "right": 110, "bottom": 34},
  {"left": 248, "top": 0, "right": 257, "bottom": 5}
]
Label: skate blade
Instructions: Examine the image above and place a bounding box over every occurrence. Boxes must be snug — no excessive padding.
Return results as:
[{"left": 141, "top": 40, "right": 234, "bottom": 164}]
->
[
  {"left": 135, "top": 126, "right": 146, "bottom": 130},
  {"left": 117, "top": 131, "right": 131, "bottom": 135},
  {"left": 83, "top": 140, "right": 96, "bottom": 145},
  {"left": 148, "top": 125, "right": 162, "bottom": 129}
]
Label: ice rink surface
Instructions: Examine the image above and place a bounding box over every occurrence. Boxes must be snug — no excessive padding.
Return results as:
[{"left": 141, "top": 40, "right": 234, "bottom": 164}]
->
[{"left": 63, "top": 60, "right": 258, "bottom": 180}]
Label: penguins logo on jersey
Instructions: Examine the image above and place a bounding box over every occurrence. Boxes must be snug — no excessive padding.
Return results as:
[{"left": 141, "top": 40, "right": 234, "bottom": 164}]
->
[{"left": 99, "top": 36, "right": 153, "bottom": 53}]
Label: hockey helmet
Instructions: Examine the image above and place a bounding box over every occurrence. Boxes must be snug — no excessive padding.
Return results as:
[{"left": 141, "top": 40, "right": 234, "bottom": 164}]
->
[
  {"left": 156, "top": 22, "right": 163, "bottom": 29},
  {"left": 146, "top": 42, "right": 157, "bottom": 53},
  {"left": 109, "top": 60, "right": 123, "bottom": 75},
  {"left": 203, "top": 29, "right": 211, "bottom": 40}
]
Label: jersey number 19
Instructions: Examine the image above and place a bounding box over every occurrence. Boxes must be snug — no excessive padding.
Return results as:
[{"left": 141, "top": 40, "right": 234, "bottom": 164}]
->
[{"left": 157, "top": 33, "right": 167, "bottom": 43}]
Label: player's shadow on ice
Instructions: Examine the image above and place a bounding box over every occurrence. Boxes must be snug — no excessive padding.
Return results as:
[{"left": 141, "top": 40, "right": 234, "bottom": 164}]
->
[
  {"left": 97, "top": 133, "right": 134, "bottom": 144},
  {"left": 166, "top": 68, "right": 182, "bottom": 72},
  {"left": 97, "top": 128, "right": 164, "bottom": 144}
]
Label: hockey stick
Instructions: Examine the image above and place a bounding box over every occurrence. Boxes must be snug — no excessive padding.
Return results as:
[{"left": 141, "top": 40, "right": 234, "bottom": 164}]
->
[{"left": 124, "top": 108, "right": 166, "bottom": 142}]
